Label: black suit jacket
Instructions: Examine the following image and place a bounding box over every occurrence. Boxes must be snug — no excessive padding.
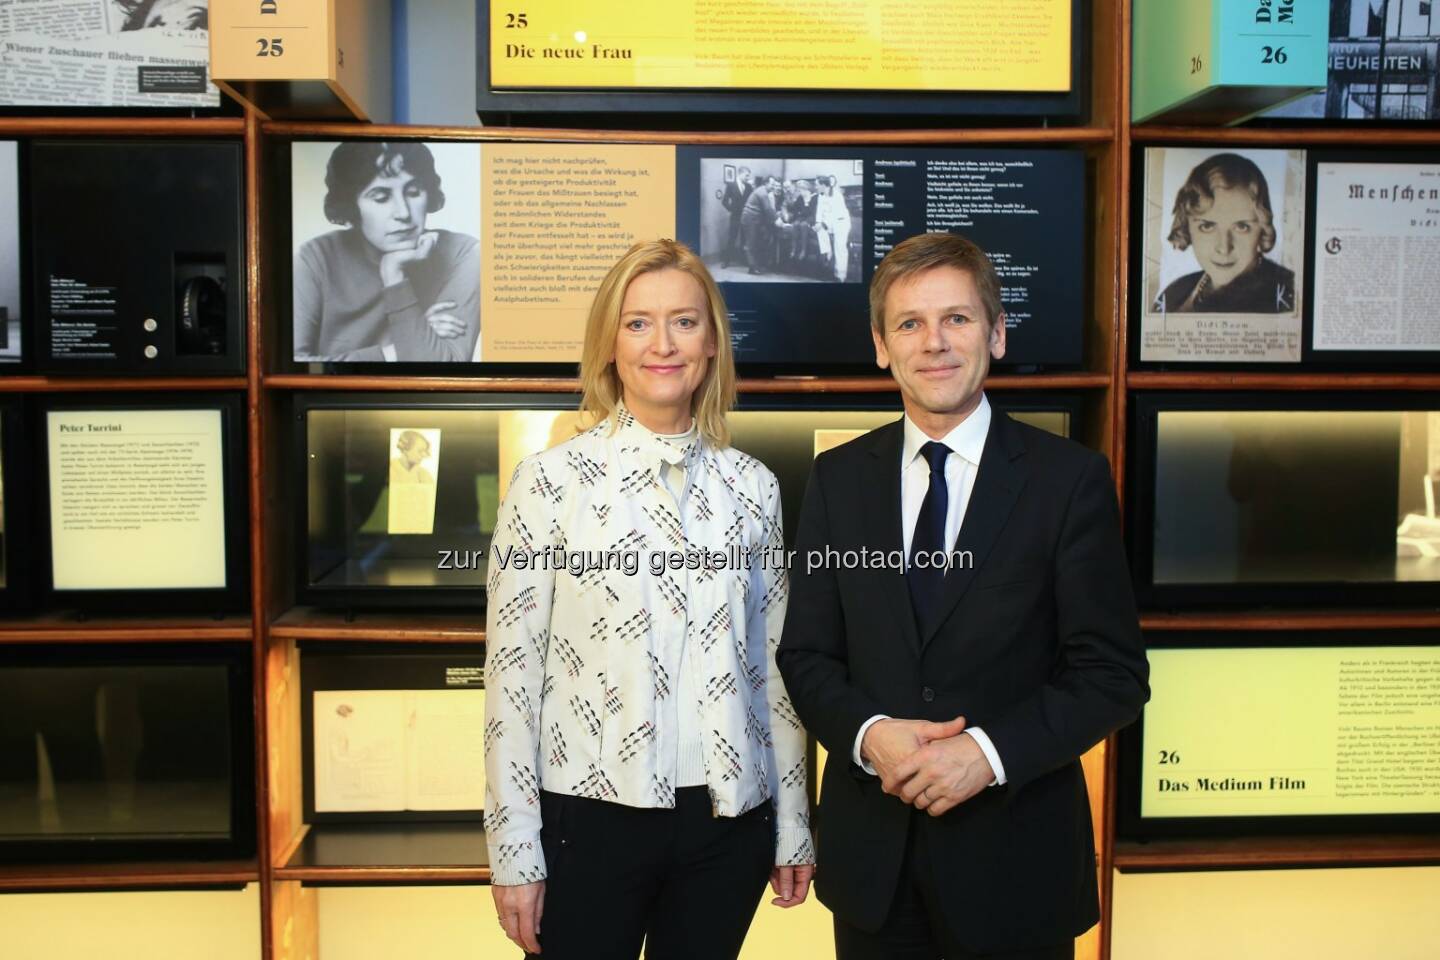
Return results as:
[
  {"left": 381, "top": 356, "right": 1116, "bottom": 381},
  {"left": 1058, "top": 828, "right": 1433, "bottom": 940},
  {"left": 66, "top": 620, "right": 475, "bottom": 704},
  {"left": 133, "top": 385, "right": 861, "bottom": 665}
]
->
[{"left": 777, "top": 411, "right": 1148, "bottom": 952}]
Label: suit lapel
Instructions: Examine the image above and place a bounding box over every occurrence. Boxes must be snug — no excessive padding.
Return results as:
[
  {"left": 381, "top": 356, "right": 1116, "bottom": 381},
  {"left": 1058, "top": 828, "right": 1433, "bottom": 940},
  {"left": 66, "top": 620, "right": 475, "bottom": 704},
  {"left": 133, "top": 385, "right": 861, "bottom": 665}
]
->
[
  {"left": 862, "top": 421, "right": 923, "bottom": 657},
  {"left": 919, "top": 412, "right": 1029, "bottom": 649}
]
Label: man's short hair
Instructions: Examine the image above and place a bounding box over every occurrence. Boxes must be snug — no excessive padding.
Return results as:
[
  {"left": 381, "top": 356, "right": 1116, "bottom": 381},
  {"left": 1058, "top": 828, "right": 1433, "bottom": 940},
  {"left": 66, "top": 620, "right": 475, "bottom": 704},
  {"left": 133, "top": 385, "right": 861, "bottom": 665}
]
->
[{"left": 869, "top": 232, "right": 1003, "bottom": 333}]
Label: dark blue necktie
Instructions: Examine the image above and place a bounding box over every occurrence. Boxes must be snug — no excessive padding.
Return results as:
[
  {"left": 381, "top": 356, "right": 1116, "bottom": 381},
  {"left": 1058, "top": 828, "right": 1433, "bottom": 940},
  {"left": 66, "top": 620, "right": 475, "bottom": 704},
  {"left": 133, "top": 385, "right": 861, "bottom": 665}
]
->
[{"left": 907, "top": 441, "right": 952, "bottom": 628}]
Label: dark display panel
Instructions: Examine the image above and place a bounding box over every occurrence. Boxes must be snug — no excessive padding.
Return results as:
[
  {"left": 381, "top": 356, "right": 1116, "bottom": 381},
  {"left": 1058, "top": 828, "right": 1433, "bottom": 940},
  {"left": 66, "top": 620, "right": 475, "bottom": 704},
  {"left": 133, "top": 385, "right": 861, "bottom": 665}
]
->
[
  {"left": 474, "top": 0, "right": 1084, "bottom": 123},
  {"left": 0, "top": 140, "right": 20, "bottom": 368},
  {"left": 286, "top": 141, "right": 1085, "bottom": 375},
  {"left": 0, "top": 643, "right": 255, "bottom": 862},
  {"left": 677, "top": 147, "right": 1086, "bottom": 371},
  {"left": 1128, "top": 393, "right": 1440, "bottom": 608},
  {"left": 38, "top": 392, "right": 250, "bottom": 614},
  {"left": 300, "top": 644, "right": 486, "bottom": 824},
  {"left": 1117, "top": 631, "right": 1440, "bottom": 840},
  {"left": 29, "top": 141, "right": 244, "bottom": 375},
  {"left": 296, "top": 392, "right": 1079, "bottom": 608},
  {"left": 0, "top": 397, "right": 33, "bottom": 612}
]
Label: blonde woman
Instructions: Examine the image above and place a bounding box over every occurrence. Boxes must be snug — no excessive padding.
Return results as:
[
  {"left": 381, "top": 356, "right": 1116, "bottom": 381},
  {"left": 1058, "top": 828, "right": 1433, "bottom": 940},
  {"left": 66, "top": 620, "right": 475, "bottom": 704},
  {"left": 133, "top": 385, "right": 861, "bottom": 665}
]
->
[{"left": 485, "top": 239, "right": 814, "bottom": 958}]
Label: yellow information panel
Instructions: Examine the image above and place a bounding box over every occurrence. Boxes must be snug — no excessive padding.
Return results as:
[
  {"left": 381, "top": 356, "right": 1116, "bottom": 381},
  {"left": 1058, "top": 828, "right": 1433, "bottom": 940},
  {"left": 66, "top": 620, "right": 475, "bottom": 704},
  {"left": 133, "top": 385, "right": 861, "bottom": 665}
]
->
[
  {"left": 489, "top": 0, "right": 1072, "bottom": 92},
  {"left": 1142, "top": 647, "right": 1440, "bottom": 818}
]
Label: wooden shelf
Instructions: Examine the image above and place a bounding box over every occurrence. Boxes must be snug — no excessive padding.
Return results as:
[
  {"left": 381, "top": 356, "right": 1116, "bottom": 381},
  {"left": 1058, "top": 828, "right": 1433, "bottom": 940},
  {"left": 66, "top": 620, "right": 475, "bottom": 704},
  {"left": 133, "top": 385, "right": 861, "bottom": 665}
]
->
[
  {"left": 263, "top": 374, "right": 580, "bottom": 392},
  {"left": 1114, "top": 835, "right": 1440, "bottom": 872},
  {"left": 0, "top": 858, "right": 259, "bottom": 892},
  {"left": 1141, "top": 610, "right": 1440, "bottom": 632},
  {"left": 0, "top": 376, "right": 249, "bottom": 393},
  {"left": 0, "top": 117, "right": 245, "bottom": 138},
  {"left": 1132, "top": 125, "right": 1440, "bottom": 146},
  {"left": 271, "top": 607, "right": 485, "bottom": 644},
  {"left": 1127, "top": 372, "right": 1440, "bottom": 391},
  {"left": 265, "top": 121, "right": 1116, "bottom": 146},
  {"left": 275, "top": 823, "right": 489, "bottom": 885},
  {"left": 263, "top": 372, "right": 1110, "bottom": 393},
  {"left": 0, "top": 614, "right": 254, "bottom": 644}
]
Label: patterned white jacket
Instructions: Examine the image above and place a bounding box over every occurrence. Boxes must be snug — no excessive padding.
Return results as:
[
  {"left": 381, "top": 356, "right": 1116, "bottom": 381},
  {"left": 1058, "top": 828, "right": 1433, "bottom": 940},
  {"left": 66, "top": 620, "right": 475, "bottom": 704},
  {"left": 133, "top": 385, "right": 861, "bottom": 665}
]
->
[{"left": 483, "top": 407, "right": 814, "bottom": 885}]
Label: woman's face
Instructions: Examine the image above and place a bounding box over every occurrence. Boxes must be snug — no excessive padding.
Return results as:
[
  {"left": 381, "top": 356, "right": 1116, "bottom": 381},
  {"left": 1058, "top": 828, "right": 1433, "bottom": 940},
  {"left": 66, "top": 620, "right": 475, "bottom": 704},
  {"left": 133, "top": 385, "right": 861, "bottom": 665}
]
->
[
  {"left": 402, "top": 439, "right": 430, "bottom": 467},
  {"left": 1188, "top": 184, "right": 1264, "bottom": 290},
  {"left": 612, "top": 268, "right": 716, "bottom": 428},
  {"left": 355, "top": 163, "right": 430, "bottom": 253}
]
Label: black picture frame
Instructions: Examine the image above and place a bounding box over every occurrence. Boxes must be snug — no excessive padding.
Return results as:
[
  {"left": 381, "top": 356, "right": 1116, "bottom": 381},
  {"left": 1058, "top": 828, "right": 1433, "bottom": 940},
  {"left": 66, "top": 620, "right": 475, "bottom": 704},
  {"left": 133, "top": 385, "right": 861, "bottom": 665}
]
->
[
  {"left": 27, "top": 140, "right": 245, "bottom": 377},
  {"left": 1128, "top": 144, "right": 1440, "bottom": 372},
  {"left": 474, "top": 1, "right": 1087, "bottom": 126},
  {"left": 1115, "top": 629, "right": 1440, "bottom": 841},
  {"left": 0, "top": 395, "right": 34, "bottom": 613},
  {"left": 279, "top": 138, "right": 1088, "bottom": 377},
  {"left": 0, "top": 641, "right": 257, "bottom": 864},
  {"left": 299, "top": 642, "right": 488, "bottom": 825},
  {"left": 36, "top": 391, "right": 250, "bottom": 615},
  {"left": 1126, "top": 390, "right": 1440, "bottom": 609}
]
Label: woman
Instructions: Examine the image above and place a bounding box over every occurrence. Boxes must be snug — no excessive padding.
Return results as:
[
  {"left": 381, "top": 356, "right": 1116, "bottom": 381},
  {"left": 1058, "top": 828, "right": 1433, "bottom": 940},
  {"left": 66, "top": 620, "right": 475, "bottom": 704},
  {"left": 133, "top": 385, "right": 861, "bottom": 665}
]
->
[
  {"left": 815, "top": 175, "right": 852, "bottom": 282},
  {"left": 294, "top": 141, "right": 480, "bottom": 362},
  {"left": 485, "top": 239, "right": 814, "bottom": 959},
  {"left": 388, "top": 430, "right": 434, "bottom": 486},
  {"left": 1154, "top": 153, "right": 1295, "bottom": 314}
]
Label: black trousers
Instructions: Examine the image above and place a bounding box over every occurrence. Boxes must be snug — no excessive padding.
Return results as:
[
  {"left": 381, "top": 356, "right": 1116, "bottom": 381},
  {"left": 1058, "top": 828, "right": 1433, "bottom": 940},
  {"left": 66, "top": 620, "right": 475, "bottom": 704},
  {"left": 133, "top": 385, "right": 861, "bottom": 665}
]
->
[
  {"left": 833, "top": 811, "right": 1075, "bottom": 960},
  {"left": 528, "top": 787, "right": 773, "bottom": 960}
]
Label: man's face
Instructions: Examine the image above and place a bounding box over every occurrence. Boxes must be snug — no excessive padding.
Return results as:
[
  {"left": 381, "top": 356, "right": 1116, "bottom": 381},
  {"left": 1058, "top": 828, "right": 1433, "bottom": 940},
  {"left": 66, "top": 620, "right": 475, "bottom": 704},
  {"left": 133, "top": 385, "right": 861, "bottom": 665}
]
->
[
  {"left": 872, "top": 266, "right": 1005, "bottom": 427},
  {"left": 739, "top": 169, "right": 752, "bottom": 185}
]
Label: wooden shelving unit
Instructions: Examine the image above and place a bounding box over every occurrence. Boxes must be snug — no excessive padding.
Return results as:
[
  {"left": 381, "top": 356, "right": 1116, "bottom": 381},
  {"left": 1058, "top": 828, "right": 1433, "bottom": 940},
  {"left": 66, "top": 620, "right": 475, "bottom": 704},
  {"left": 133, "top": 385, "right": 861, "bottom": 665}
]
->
[
  {"left": 0, "top": 615, "right": 253, "bottom": 644},
  {"left": 274, "top": 824, "right": 490, "bottom": 886},
  {"left": 5, "top": 0, "right": 1434, "bottom": 957},
  {"left": 1113, "top": 835, "right": 1440, "bottom": 872},
  {"left": 0, "top": 859, "right": 260, "bottom": 893}
]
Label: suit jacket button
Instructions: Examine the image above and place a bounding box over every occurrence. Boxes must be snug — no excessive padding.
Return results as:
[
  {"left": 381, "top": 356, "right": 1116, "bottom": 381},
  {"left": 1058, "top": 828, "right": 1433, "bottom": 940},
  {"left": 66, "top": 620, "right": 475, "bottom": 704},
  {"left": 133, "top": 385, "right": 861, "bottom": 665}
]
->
[{"left": 921, "top": 687, "right": 935, "bottom": 702}]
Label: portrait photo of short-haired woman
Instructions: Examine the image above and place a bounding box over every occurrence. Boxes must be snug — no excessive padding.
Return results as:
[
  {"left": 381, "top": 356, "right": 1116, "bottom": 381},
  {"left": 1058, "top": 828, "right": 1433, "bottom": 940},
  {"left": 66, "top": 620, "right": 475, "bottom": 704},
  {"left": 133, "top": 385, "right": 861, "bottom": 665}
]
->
[
  {"left": 1154, "top": 152, "right": 1296, "bottom": 314},
  {"left": 292, "top": 141, "right": 482, "bottom": 363},
  {"left": 1140, "top": 147, "right": 1306, "bottom": 363}
]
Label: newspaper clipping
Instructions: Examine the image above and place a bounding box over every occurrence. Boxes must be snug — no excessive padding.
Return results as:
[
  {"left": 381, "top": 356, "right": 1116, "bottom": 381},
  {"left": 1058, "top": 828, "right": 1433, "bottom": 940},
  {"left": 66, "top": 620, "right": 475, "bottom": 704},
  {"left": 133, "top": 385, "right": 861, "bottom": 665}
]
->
[{"left": 0, "top": 0, "right": 218, "bottom": 107}]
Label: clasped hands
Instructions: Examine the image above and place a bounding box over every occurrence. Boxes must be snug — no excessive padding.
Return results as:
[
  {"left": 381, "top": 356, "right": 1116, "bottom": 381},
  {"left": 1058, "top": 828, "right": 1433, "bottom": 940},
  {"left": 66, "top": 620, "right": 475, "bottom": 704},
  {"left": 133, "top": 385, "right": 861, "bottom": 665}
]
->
[{"left": 861, "top": 715, "right": 994, "bottom": 817}]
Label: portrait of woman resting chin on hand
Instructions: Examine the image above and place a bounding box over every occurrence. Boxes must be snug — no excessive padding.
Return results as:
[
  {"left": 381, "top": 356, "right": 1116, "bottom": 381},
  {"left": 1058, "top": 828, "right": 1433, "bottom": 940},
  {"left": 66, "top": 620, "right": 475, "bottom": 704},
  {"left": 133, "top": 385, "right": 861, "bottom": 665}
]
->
[{"left": 292, "top": 141, "right": 481, "bottom": 363}]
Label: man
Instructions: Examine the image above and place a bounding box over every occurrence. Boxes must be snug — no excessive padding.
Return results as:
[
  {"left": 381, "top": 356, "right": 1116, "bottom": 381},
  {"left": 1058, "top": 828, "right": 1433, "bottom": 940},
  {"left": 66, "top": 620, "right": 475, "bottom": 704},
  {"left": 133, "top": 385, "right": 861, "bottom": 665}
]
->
[
  {"left": 778, "top": 232, "right": 1148, "bottom": 959},
  {"left": 720, "top": 166, "right": 754, "bottom": 268},
  {"left": 740, "top": 177, "right": 780, "bottom": 275}
]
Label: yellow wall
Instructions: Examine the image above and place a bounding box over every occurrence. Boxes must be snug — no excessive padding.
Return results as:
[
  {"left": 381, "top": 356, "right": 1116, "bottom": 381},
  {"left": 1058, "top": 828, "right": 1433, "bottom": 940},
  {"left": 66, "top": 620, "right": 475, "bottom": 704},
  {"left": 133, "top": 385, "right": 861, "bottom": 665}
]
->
[
  {"left": 0, "top": 884, "right": 260, "bottom": 960},
  {"left": 1112, "top": 866, "right": 1440, "bottom": 960},
  {"left": 317, "top": 885, "right": 833, "bottom": 958}
]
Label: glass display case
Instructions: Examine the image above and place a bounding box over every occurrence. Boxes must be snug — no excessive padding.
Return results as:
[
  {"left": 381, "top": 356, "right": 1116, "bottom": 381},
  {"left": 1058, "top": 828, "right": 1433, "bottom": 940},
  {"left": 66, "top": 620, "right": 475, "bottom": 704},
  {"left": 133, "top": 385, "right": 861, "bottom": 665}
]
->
[
  {"left": 295, "top": 391, "right": 1081, "bottom": 607},
  {"left": 0, "top": 643, "right": 256, "bottom": 862},
  {"left": 1129, "top": 393, "right": 1440, "bottom": 607}
]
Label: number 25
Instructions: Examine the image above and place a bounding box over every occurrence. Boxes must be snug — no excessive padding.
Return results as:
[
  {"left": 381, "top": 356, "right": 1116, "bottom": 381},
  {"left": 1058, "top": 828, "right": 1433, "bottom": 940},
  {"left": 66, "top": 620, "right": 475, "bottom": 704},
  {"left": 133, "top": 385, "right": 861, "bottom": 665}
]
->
[{"left": 256, "top": 38, "right": 284, "bottom": 56}]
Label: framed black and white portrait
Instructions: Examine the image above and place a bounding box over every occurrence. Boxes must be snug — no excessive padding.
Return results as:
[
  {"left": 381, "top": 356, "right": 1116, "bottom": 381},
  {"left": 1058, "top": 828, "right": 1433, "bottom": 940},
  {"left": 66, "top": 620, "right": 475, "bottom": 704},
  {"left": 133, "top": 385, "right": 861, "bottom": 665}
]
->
[
  {"left": 1140, "top": 147, "right": 1307, "bottom": 363},
  {"left": 291, "top": 141, "right": 483, "bottom": 364}
]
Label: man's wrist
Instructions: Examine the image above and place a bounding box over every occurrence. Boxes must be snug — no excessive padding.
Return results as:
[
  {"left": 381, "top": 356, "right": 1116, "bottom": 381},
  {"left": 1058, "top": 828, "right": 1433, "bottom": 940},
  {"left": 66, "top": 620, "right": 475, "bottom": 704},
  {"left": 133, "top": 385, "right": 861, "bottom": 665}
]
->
[
  {"left": 853, "top": 714, "right": 890, "bottom": 775},
  {"left": 962, "top": 726, "right": 1007, "bottom": 787}
]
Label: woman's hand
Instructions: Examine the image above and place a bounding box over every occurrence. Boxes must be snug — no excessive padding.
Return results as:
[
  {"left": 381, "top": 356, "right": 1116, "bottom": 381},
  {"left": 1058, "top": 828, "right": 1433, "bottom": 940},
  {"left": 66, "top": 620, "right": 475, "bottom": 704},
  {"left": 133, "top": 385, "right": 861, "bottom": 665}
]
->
[
  {"left": 424, "top": 301, "right": 466, "bottom": 339},
  {"left": 492, "top": 880, "right": 546, "bottom": 953},
  {"left": 768, "top": 863, "right": 814, "bottom": 908},
  {"left": 379, "top": 230, "right": 439, "bottom": 288}
]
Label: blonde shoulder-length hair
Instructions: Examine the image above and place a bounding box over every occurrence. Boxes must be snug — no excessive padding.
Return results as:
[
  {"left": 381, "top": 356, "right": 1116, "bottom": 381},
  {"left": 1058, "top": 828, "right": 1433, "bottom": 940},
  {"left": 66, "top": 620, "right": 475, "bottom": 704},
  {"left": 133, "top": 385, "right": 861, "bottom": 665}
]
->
[{"left": 578, "top": 239, "right": 737, "bottom": 448}]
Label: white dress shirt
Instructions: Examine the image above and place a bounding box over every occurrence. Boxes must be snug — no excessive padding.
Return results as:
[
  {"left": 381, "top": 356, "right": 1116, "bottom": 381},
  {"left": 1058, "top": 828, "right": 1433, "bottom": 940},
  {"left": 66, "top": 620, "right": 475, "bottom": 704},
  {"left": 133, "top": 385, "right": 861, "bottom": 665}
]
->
[{"left": 851, "top": 394, "right": 1008, "bottom": 785}]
